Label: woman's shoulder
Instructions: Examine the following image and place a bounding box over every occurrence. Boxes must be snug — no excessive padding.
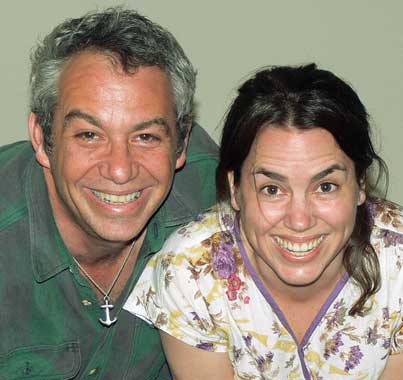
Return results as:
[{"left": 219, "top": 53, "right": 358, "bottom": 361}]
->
[
  {"left": 370, "top": 198, "right": 403, "bottom": 248},
  {"left": 160, "top": 203, "right": 236, "bottom": 255},
  {"left": 371, "top": 198, "right": 403, "bottom": 230},
  {"left": 369, "top": 199, "right": 403, "bottom": 283}
]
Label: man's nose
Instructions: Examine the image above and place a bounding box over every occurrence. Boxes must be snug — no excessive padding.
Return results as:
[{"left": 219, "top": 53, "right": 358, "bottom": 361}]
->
[{"left": 99, "top": 143, "right": 138, "bottom": 184}]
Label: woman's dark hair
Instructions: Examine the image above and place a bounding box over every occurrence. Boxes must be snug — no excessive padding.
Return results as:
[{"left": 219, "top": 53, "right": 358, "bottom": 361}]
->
[{"left": 217, "top": 63, "right": 388, "bottom": 315}]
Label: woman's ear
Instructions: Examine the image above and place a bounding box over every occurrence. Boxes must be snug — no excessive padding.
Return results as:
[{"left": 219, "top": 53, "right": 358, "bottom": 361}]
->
[
  {"left": 227, "top": 171, "right": 240, "bottom": 211},
  {"left": 358, "top": 178, "right": 366, "bottom": 206},
  {"left": 28, "top": 112, "right": 51, "bottom": 169}
]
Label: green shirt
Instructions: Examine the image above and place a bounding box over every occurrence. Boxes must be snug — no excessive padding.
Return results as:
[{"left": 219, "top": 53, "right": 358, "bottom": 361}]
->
[{"left": 0, "top": 124, "right": 218, "bottom": 380}]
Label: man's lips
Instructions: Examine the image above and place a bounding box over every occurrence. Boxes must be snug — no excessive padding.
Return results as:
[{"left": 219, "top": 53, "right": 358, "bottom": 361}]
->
[{"left": 91, "top": 189, "right": 141, "bottom": 205}]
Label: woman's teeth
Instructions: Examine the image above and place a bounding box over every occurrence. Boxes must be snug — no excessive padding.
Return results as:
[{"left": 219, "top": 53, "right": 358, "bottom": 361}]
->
[{"left": 274, "top": 235, "right": 324, "bottom": 256}]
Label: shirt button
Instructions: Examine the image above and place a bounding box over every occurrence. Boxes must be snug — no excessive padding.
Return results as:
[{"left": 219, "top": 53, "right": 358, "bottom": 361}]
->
[
  {"left": 82, "top": 299, "right": 92, "bottom": 306},
  {"left": 89, "top": 368, "right": 98, "bottom": 375}
]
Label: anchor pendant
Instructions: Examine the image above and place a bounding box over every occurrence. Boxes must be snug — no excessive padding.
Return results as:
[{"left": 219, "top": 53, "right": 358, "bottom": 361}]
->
[{"left": 99, "top": 296, "right": 117, "bottom": 326}]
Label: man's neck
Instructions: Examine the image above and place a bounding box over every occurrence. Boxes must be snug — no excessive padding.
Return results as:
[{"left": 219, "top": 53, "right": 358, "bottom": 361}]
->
[{"left": 70, "top": 233, "right": 146, "bottom": 302}]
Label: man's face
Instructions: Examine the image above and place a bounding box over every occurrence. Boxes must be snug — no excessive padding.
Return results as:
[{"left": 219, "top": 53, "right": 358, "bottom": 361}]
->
[
  {"left": 228, "top": 127, "right": 365, "bottom": 294},
  {"left": 33, "top": 52, "right": 186, "bottom": 244}
]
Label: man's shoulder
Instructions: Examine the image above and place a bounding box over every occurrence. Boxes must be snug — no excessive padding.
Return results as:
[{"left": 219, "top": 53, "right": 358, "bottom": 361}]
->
[
  {"left": 186, "top": 123, "right": 218, "bottom": 161},
  {"left": 162, "top": 124, "right": 218, "bottom": 226},
  {"left": 0, "top": 141, "right": 34, "bottom": 230},
  {"left": 0, "top": 140, "right": 33, "bottom": 163}
]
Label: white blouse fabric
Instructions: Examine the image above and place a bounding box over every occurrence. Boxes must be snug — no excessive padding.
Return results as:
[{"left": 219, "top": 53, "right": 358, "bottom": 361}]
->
[{"left": 124, "top": 200, "right": 403, "bottom": 380}]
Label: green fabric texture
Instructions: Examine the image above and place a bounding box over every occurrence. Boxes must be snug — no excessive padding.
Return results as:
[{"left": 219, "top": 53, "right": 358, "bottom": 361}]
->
[{"left": 0, "top": 124, "right": 218, "bottom": 380}]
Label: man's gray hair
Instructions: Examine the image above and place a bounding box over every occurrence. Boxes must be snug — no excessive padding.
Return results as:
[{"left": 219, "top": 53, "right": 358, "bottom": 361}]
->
[{"left": 30, "top": 7, "right": 196, "bottom": 153}]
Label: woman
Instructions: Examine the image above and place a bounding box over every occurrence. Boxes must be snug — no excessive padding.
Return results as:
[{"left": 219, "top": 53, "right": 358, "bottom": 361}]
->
[{"left": 125, "top": 64, "right": 403, "bottom": 379}]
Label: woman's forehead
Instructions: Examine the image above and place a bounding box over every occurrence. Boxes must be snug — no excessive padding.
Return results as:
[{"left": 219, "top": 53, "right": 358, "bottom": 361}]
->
[
  {"left": 252, "top": 127, "right": 339, "bottom": 159},
  {"left": 245, "top": 126, "right": 355, "bottom": 177}
]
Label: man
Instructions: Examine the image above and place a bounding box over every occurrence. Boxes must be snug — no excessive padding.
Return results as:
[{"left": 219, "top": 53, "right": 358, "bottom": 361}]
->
[{"left": 0, "top": 7, "right": 217, "bottom": 379}]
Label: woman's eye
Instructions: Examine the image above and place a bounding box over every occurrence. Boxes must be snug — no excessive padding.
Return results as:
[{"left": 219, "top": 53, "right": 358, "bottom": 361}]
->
[{"left": 318, "top": 182, "right": 337, "bottom": 193}]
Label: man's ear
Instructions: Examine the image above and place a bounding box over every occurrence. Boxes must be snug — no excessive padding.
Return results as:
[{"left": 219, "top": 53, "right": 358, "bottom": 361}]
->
[
  {"left": 28, "top": 112, "right": 51, "bottom": 169},
  {"left": 227, "top": 171, "right": 240, "bottom": 211},
  {"left": 175, "top": 147, "right": 187, "bottom": 170},
  {"left": 175, "top": 119, "right": 192, "bottom": 170}
]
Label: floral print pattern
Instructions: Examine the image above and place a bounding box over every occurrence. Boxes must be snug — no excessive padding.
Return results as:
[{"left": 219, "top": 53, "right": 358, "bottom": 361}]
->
[{"left": 125, "top": 200, "right": 403, "bottom": 380}]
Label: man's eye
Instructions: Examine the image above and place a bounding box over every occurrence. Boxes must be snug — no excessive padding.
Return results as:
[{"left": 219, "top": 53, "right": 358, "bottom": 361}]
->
[
  {"left": 140, "top": 134, "right": 157, "bottom": 141},
  {"left": 318, "top": 182, "right": 337, "bottom": 193},
  {"left": 77, "top": 131, "right": 98, "bottom": 141},
  {"left": 262, "top": 185, "right": 281, "bottom": 196},
  {"left": 135, "top": 133, "right": 161, "bottom": 146}
]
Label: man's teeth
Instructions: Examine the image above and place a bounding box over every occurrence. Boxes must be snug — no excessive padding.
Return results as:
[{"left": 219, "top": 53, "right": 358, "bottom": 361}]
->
[
  {"left": 92, "top": 190, "right": 141, "bottom": 204},
  {"left": 274, "top": 236, "right": 324, "bottom": 255}
]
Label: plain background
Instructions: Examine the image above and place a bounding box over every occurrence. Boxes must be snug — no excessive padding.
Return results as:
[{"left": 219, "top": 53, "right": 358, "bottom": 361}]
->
[{"left": 1, "top": 1, "right": 402, "bottom": 204}]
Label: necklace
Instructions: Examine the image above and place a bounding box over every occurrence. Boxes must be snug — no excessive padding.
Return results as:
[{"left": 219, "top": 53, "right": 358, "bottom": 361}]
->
[{"left": 72, "top": 240, "right": 136, "bottom": 327}]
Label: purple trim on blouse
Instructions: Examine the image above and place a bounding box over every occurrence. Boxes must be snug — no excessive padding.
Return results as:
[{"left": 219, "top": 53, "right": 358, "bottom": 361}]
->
[
  {"left": 234, "top": 214, "right": 296, "bottom": 337},
  {"left": 233, "top": 214, "right": 350, "bottom": 380},
  {"left": 300, "top": 271, "right": 349, "bottom": 347}
]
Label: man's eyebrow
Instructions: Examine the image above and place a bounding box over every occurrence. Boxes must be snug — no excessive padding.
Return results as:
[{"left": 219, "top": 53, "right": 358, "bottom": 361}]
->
[
  {"left": 63, "top": 109, "right": 101, "bottom": 128},
  {"left": 134, "top": 118, "right": 171, "bottom": 135},
  {"left": 63, "top": 110, "right": 171, "bottom": 135},
  {"left": 254, "top": 164, "right": 347, "bottom": 183}
]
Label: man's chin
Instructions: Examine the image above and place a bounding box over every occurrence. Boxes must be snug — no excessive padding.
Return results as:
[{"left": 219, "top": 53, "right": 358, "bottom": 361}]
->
[
  {"left": 96, "top": 229, "right": 144, "bottom": 244},
  {"left": 80, "top": 219, "right": 145, "bottom": 243}
]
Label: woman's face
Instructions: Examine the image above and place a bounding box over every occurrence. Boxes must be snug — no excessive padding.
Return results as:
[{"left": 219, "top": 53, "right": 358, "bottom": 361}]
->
[{"left": 228, "top": 126, "right": 366, "bottom": 294}]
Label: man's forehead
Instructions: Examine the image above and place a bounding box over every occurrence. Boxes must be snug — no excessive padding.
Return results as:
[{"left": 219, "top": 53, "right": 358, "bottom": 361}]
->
[
  {"left": 59, "top": 51, "right": 170, "bottom": 86},
  {"left": 57, "top": 52, "right": 174, "bottom": 107},
  {"left": 53, "top": 52, "right": 177, "bottom": 133}
]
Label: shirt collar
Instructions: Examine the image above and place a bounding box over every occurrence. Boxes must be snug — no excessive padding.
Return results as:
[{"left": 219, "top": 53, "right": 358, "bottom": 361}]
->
[
  {"left": 144, "top": 176, "right": 200, "bottom": 255},
  {"left": 26, "top": 159, "right": 71, "bottom": 282}
]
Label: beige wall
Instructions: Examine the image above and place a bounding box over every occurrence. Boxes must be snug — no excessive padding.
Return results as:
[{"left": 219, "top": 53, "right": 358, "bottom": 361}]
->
[{"left": 1, "top": 1, "right": 402, "bottom": 204}]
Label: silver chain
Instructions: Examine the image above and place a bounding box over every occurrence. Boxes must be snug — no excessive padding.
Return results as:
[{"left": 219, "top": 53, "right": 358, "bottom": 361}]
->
[{"left": 72, "top": 239, "right": 136, "bottom": 299}]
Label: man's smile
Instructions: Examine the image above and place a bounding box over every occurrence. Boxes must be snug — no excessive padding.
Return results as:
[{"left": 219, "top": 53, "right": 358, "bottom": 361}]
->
[{"left": 91, "top": 189, "right": 142, "bottom": 205}]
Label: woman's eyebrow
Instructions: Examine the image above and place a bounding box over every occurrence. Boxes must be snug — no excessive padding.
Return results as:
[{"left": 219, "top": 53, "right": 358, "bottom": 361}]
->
[
  {"left": 253, "top": 168, "right": 287, "bottom": 182},
  {"left": 254, "top": 163, "right": 347, "bottom": 183},
  {"left": 311, "top": 164, "right": 347, "bottom": 182}
]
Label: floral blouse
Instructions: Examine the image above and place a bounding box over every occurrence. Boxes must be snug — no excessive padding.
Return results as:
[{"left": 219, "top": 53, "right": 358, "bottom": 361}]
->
[{"left": 124, "top": 200, "right": 403, "bottom": 380}]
